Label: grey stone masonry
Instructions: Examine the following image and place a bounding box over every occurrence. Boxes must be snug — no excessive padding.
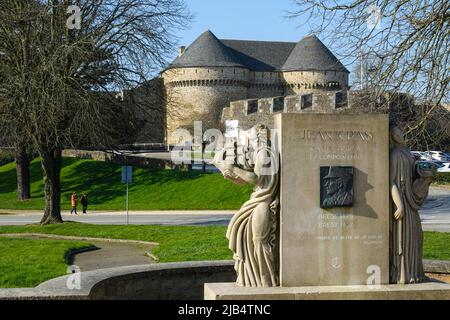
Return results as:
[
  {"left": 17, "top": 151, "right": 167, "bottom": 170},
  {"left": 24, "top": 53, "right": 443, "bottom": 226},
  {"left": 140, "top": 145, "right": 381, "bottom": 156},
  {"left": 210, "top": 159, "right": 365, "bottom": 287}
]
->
[{"left": 222, "top": 91, "right": 350, "bottom": 130}]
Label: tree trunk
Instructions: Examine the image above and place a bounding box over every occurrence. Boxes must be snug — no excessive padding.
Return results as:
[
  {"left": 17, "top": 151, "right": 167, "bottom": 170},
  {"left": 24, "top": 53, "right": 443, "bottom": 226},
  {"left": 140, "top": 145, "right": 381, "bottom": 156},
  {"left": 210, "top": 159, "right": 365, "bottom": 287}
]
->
[
  {"left": 40, "top": 147, "right": 63, "bottom": 225},
  {"left": 14, "top": 144, "right": 31, "bottom": 201}
]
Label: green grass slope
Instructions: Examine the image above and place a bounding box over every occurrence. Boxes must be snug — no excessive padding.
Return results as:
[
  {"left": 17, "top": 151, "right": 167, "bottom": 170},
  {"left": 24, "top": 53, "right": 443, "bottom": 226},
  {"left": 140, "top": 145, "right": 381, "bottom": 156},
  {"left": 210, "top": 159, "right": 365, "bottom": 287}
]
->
[
  {"left": 0, "top": 223, "right": 232, "bottom": 263},
  {"left": 0, "top": 158, "right": 253, "bottom": 211},
  {"left": 0, "top": 237, "right": 92, "bottom": 288},
  {"left": 0, "top": 224, "right": 447, "bottom": 289}
]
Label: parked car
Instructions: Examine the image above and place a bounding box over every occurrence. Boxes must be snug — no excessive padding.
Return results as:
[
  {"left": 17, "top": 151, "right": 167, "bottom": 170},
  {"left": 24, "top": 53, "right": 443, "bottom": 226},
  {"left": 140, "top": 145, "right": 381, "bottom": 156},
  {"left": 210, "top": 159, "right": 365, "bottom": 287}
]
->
[
  {"left": 429, "top": 151, "right": 450, "bottom": 161},
  {"left": 415, "top": 161, "right": 444, "bottom": 170},
  {"left": 411, "top": 151, "right": 422, "bottom": 161},
  {"left": 411, "top": 151, "right": 430, "bottom": 161},
  {"left": 437, "top": 163, "right": 450, "bottom": 173},
  {"left": 421, "top": 151, "right": 435, "bottom": 161},
  {"left": 443, "top": 152, "right": 450, "bottom": 161},
  {"left": 431, "top": 161, "right": 446, "bottom": 168}
]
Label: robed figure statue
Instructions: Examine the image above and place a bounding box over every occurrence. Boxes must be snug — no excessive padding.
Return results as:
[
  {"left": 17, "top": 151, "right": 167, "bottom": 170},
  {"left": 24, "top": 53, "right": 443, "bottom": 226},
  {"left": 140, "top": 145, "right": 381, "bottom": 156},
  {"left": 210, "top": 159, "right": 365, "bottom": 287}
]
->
[
  {"left": 214, "top": 124, "right": 280, "bottom": 287},
  {"left": 389, "top": 125, "right": 434, "bottom": 284}
]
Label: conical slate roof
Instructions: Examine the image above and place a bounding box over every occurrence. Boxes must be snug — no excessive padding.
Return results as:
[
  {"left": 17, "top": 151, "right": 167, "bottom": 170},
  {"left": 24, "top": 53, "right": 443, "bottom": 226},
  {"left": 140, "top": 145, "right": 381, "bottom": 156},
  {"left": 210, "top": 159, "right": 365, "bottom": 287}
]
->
[
  {"left": 281, "top": 34, "right": 349, "bottom": 73},
  {"left": 168, "top": 30, "right": 245, "bottom": 69}
]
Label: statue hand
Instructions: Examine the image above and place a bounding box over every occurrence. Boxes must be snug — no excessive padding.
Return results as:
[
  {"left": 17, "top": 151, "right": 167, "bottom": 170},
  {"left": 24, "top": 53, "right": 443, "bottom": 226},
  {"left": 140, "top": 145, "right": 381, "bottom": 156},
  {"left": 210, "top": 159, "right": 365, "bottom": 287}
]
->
[
  {"left": 417, "top": 167, "right": 435, "bottom": 179},
  {"left": 270, "top": 198, "right": 279, "bottom": 211},
  {"left": 416, "top": 162, "right": 436, "bottom": 178},
  {"left": 223, "top": 168, "right": 248, "bottom": 185},
  {"left": 213, "top": 149, "right": 234, "bottom": 172},
  {"left": 223, "top": 168, "right": 234, "bottom": 177},
  {"left": 394, "top": 208, "right": 404, "bottom": 220}
]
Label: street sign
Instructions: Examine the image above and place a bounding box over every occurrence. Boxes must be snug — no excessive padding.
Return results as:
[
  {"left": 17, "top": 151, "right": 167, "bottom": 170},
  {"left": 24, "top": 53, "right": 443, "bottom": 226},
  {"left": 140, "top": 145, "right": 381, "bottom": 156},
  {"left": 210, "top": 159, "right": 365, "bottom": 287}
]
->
[
  {"left": 121, "top": 165, "right": 132, "bottom": 225},
  {"left": 121, "top": 166, "right": 132, "bottom": 183}
]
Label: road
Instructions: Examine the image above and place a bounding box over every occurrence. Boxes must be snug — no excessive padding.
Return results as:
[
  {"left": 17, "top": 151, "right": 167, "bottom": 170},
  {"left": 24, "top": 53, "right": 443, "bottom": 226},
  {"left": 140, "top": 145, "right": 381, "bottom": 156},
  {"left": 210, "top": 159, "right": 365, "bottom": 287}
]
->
[
  {"left": 419, "top": 187, "right": 450, "bottom": 232},
  {"left": 0, "top": 211, "right": 234, "bottom": 226},
  {"left": 0, "top": 187, "right": 449, "bottom": 231}
]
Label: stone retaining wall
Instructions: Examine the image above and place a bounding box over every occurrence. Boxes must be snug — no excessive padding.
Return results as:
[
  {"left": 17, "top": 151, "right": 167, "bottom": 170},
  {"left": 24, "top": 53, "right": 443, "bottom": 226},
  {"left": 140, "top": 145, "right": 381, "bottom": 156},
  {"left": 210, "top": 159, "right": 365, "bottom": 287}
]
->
[
  {"left": 0, "top": 260, "right": 448, "bottom": 300},
  {"left": 62, "top": 149, "right": 169, "bottom": 168},
  {"left": 0, "top": 261, "right": 235, "bottom": 300}
]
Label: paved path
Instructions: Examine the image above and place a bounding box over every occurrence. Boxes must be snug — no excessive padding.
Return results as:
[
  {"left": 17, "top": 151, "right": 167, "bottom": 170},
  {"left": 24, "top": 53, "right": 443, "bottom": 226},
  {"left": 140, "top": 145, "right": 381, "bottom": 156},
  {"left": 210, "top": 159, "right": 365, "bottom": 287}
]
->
[
  {"left": 0, "top": 187, "right": 449, "bottom": 230},
  {"left": 0, "top": 210, "right": 234, "bottom": 226},
  {"left": 72, "top": 240, "right": 156, "bottom": 271},
  {"left": 1, "top": 233, "right": 156, "bottom": 272},
  {"left": 419, "top": 186, "right": 450, "bottom": 232}
]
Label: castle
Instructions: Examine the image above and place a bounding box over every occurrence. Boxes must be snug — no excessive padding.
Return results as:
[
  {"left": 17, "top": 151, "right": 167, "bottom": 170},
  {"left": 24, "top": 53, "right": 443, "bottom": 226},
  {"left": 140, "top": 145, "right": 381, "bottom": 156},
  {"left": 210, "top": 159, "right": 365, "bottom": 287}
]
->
[{"left": 162, "top": 30, "right": 350, "bottom": 144}]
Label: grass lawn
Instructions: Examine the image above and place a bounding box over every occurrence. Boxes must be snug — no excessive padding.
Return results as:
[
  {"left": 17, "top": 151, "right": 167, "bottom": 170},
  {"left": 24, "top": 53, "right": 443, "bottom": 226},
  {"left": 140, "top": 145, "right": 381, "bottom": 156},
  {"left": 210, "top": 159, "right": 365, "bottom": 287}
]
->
[
  {"left": 0, "top": 224, "right": 448, "bottom": 288},
  {"left": 0, "top": 222, "right": 232, "bottom": 263},
  {"left": 423, "top": 231, "right": 450, "bottom": 261},
  {"left": 0, "top": 237, "right": 92, "bottom": 288},
  {"left": 0, "top": 158, "right": 252, "bottom": 211}
]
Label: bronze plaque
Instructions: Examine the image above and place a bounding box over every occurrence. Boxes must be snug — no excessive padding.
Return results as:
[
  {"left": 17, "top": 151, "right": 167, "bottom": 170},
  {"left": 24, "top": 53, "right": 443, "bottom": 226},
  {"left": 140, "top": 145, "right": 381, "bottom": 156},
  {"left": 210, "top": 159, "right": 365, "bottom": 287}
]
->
[{"left": 320, "top": 166, "right": 354, "bottom": 208}]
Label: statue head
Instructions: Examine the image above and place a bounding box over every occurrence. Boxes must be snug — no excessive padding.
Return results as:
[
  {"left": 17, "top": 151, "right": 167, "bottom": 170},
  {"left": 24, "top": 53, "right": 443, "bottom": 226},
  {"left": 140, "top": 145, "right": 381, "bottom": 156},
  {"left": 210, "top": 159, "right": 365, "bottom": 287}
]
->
[
  {"left": 248, "top": 124, "right": 269, "bottom": 151},
  {"left": 389, "top": 124, "right": 406, "bottom": 147},
  {"left": 323, "top": 166, "right": 351, "bottom": 196}
]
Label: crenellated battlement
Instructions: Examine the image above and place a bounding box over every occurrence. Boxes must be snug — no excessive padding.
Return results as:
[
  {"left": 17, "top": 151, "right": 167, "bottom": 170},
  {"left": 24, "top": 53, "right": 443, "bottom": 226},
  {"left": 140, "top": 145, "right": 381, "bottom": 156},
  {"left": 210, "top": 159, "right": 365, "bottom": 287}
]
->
[{"left": 221, "top": 91, "right": 351, "bottom": 130}]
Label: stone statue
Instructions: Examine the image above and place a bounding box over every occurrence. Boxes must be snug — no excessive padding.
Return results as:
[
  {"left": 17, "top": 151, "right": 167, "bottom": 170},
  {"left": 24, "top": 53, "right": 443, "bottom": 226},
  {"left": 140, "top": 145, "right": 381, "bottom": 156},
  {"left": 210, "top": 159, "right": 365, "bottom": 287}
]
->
[
  {"left": 321, "top": 166, "right": 353, "bottom": 208},
  {"left": 213, "top": 124, "right": 280, "bottom": 287},
  {"left": 389, "top": 125, "right": 435, "bottom": 284}
]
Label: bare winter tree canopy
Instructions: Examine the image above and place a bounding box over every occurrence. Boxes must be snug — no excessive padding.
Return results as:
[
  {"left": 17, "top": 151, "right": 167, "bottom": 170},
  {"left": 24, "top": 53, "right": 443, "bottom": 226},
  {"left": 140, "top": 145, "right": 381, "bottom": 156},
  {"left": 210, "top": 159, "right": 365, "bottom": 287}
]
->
[
  {"left": 289, "top": 0, "right": 449, "bottom": 149},
  {"left": 289, "top": 0, "right": 449, "bottom": 104},
  {"left": 0, "top": 0, "right": 191, "bottom": 224}
]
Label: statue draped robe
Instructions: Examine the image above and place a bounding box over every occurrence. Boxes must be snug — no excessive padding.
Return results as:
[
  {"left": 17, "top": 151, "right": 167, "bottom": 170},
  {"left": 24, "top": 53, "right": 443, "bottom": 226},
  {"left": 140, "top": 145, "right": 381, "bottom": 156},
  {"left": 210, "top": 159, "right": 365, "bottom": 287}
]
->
[
  {"left": 390, "top": 147, "right": 431, "bottom": 284},
  {"left": 226, "top": 148, "right": 279, "bottom": 287}
]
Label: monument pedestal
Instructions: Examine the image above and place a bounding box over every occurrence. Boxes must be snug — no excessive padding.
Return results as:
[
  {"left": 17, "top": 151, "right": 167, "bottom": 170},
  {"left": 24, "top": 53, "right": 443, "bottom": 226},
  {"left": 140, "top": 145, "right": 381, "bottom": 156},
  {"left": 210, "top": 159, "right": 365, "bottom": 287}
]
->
[
  {"left": 275, "top": 113, "right": 390, "bottom": 286},
  {"left": 204, "top": 282, "right": 450, "bottom": 300}
]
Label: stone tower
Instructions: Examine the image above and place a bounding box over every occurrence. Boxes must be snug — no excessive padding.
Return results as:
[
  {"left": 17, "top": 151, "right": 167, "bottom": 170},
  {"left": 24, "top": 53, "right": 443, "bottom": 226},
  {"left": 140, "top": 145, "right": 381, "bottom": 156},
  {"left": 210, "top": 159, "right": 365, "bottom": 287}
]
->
[
  {"left": 162, "top": 31, "right": 249, "bottom": 145},
  {"left": 161, "top": 30, "right": 349, "bottom": 145},
  {"left": 281, "top": 34, "right": 349, "bottom": 95}
]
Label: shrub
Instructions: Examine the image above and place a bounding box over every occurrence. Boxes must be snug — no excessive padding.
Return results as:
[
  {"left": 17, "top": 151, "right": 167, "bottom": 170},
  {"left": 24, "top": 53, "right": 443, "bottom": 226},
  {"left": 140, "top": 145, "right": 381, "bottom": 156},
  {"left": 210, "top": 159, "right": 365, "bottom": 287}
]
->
[
  {"left": 434, "top": 172, "right": 450, "bottom": 185},
  {"left": 0, "top": 150, "right": 14, "bottom": 166}
]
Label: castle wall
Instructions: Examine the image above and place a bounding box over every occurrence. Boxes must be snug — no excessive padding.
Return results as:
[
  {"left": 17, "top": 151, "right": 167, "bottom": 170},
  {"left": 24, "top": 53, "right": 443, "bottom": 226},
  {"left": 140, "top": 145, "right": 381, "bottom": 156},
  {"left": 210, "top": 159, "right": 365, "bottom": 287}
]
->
[
  {"left": 163, "top": 67, "right": 250, "bottom": 83},
  {"left": 162, "top": 67, "right": 350, "bottom": 145},
  {"left": 282, "top": 71, "right": 348, "bottom": 95},
  {"left": 163, "top": 67, "right": 249, "bottom": 144},
  {"left": 222, "top": 91, "right": 350, "bottom": 131},
  {"left": 247, "top": 71, "right": 284, "bottom": 98}
]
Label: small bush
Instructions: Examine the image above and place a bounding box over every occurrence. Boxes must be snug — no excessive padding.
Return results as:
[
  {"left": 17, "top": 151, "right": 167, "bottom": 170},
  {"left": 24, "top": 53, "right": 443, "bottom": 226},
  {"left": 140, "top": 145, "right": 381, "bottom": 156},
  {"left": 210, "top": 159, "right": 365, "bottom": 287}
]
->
[
  {"left": 0, "top": 150, "right": 14, "bottom": 166},
  {"left": 434, "top": 172, "right": 450, "bottom": 185}
]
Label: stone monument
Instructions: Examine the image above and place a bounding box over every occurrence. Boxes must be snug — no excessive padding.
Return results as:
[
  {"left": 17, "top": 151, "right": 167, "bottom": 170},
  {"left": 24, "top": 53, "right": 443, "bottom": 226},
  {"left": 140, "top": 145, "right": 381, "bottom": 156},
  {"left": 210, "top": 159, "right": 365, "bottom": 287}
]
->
[
  {"left": 277, "top": 113, "right": 389, "bottom": 287},
  {"left": 213, "top": 124, "right": 280, "bottom": 287},
  {"left": 207, "top": 113, "right": 450, "bottom": 299},
  {"left": 389, "top": 125, "right": 435, "bottom": 284}
]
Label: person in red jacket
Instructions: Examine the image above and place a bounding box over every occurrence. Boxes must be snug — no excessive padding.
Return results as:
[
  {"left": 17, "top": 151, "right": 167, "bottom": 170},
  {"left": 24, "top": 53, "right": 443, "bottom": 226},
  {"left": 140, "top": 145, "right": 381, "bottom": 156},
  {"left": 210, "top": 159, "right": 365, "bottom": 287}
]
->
[{"left": 70, "top": 192, "right": 78, "bottom": 215}]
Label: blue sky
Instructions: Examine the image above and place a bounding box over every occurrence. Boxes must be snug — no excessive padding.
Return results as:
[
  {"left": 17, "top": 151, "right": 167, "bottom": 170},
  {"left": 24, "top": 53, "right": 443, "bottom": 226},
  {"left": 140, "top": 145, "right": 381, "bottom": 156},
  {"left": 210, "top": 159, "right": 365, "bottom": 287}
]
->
[
  {"left": 176, "top": 0, "right": 309, "bottom": 45},
  {"left": 170, "top": 1, "right": 357, "bottom": 82}
]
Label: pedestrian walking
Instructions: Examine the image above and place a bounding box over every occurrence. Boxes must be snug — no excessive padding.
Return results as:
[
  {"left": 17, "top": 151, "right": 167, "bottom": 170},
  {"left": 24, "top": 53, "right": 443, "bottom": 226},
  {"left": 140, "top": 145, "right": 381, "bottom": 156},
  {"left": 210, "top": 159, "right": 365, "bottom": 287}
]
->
[
  {"left": 70, "top": 192, "right": 78, "bottom": 215},
  {"left": 81, "top": 193, "right": 89, "bottom": 214}
]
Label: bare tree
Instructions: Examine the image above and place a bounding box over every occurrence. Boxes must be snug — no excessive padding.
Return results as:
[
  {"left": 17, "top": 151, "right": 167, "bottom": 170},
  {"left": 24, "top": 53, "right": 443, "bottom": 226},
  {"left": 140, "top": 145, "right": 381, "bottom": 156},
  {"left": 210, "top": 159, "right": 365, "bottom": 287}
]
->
[
  {"left": 289, "top": 0, "right": 449, "bottom": 145},
  {"left": 0, "top": 106, "right": 32, "bottom": 201},
  {"left": 0, "top": 0, "right": 191, "bottom": 224},
  {"left": 13, "top": 138, "right": 32, "bottom": 201},
  {"left": 0, "top": 1, "right": 34, "bottom": 201}
]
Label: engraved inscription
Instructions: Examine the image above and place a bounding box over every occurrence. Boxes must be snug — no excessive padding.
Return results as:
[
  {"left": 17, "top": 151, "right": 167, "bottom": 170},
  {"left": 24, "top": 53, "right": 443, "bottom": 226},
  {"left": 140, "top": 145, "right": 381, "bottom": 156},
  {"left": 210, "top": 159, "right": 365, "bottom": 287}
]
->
[
  {"left": 315, "top": 234, "right": 383, "bottom": 245},
  {"left": 309, "top": 145, "right": 361, "bottom": 161},
  {"left": 318, "top": 213, "right": 354, "bottom": 229},
  {"left": 300, "top": 130, "right": 373, "bottom": 142}
]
